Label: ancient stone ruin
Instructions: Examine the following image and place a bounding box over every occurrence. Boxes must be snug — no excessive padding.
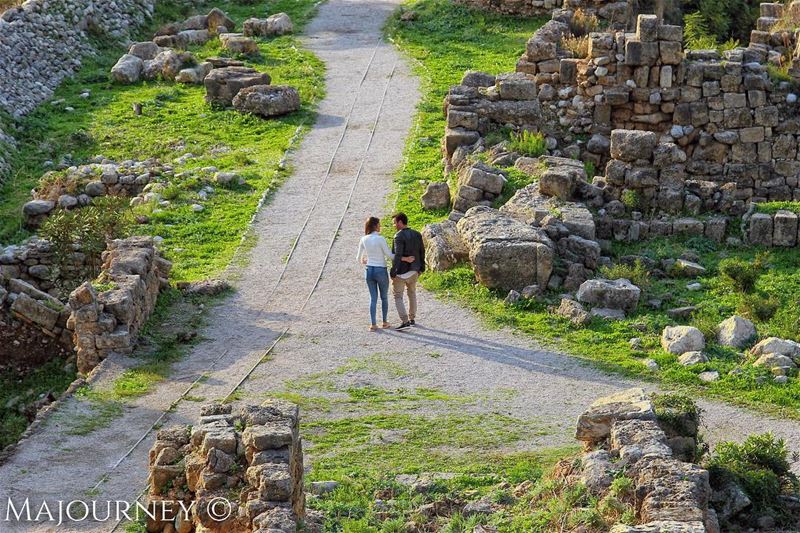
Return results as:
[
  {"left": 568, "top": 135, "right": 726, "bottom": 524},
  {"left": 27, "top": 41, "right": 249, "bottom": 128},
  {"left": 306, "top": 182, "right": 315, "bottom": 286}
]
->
[
  {"left": 573, "top": 388, "right": 714, "bottom": 531},
  {"left": 110, "top": 8, "right": 301, "bottom": 118},
  {"left": 145, "top": 401, "right": 319, "bottom": 533},
  {"left": 424, "top": 0, "right": 800, "bottom": 320}
]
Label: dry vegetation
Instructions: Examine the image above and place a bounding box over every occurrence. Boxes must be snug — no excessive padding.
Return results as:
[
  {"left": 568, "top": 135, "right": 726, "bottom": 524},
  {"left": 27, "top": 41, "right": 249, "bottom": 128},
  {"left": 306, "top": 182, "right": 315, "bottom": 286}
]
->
[{"left": 0, "top": 0, "right": 20, "bottom": 12}]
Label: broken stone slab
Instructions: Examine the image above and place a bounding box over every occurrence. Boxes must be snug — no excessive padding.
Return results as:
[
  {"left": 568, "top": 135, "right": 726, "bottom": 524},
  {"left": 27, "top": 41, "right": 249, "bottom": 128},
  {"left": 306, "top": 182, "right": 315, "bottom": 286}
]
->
[
  {"left": 204, "top": 67, "right": 271, "bottom": 106},
  {"left": 456, "top": 206, "right": 553, "bottom": 290},
  {"left": 575, "top": 387, "right": 656, "bottom": 444},
  {"left": 421, "top": 181, "right": 451, "bottom": 210},
  {"left": 219, "top": 33, "right": 259, "bottom": 55},
  {"left": 576, "top": 278, "right": 641, "bottom": 313},
  {"left": 661, "top": 326, "right": 705, "bottom": 354},
  {"left": 243, "top": 12, "right": 294, "bottom": 37},
  {"left": 421, "top": 220, "right": 469, "bottom": 271},
  {"left": 232, "top": 85, "right": 300, "bottom": 117},
  {"left": 11, "top": 292, "right": 60, "bottom": 330},
  {"left": 556, "top": 298, "right": 591, "bottom": 326}
]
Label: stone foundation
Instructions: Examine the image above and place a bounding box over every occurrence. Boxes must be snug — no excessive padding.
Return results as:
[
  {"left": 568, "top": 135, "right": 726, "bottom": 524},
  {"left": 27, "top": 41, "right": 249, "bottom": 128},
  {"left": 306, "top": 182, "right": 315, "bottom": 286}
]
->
[
  {"left": 145, "top": 401, "right": 315, "bottom": 533},
  {"left": 68, "top": 236, "right": 170, "bottom": 374}
]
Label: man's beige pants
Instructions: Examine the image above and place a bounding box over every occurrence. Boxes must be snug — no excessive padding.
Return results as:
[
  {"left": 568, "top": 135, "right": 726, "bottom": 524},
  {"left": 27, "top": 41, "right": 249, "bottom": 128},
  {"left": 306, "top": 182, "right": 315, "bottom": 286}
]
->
[{"left": 392, "top": 272, "right": 419, "bottom": 322}]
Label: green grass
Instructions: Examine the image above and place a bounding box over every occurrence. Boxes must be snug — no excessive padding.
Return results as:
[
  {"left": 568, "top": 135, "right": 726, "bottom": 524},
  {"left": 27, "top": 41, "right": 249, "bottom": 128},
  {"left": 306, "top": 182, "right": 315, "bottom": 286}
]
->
[
  {"left": 0, "top": 357, "right": 76, "bottom": 448},
  {"left": 757, "top": 201, "right": 800, "bottom": 215},
  {"left": 384, "top": 0, "right": 545, "bottom": 230},
  {"left": 0, "top": 0, "right": 325, "bottom": 282}
]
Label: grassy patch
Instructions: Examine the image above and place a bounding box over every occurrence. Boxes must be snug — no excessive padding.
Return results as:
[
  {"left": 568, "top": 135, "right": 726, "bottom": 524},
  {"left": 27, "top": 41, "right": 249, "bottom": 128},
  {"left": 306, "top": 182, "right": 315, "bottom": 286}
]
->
[
  {"left": 0, "top": 357, "right": 76, "bottom": 448},
  {"left": 384, "top": 0, "right": 545, "bottom": 230},
  {"left": 0, "top": 0, "right": 325, "bottom": 282}
]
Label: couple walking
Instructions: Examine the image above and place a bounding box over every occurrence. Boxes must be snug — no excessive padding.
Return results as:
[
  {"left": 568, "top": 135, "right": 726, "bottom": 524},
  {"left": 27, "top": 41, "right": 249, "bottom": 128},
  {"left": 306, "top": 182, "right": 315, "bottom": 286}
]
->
[{"left": 356, "top": 212, "right": 425, "bottom": 331}]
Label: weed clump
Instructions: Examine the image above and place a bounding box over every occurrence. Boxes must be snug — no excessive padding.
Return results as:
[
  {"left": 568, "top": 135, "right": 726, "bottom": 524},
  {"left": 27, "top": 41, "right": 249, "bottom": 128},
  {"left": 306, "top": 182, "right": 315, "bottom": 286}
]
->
[
  {"left": 599, "top": 259, "right": 651, "bottom": 291},
  {"left": 509, "top": 130, "right": 546, "bottom": 157},
  {"left": 707, "top": 433, "right": 799, "bottom": 524},
  {"left": 718, "top": 254, "right": 767, "bottom": 294}
]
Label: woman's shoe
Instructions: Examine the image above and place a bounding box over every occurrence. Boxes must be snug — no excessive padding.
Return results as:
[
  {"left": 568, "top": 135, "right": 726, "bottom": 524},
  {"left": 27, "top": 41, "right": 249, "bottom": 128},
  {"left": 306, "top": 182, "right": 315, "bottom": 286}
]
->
[
  {"left": 368, "top": 325, "right": 378, "bottom": 331},
  {"left": 381, "top": 322, "right": 391, "bottom": 329}
]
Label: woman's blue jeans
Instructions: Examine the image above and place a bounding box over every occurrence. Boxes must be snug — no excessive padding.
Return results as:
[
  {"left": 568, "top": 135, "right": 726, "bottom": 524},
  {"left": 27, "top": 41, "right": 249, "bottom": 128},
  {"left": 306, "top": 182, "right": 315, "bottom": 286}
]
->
[{"left": 365, "top": 266, "right": 389, "bottom": 325}]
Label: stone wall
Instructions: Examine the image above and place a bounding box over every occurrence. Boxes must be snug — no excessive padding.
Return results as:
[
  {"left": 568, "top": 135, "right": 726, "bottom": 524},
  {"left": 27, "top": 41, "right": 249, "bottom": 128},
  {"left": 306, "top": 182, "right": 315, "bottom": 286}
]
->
[
  {"left": 454, "top": 0, "right": 633, "bottom": 26},
  {"left": 145, "top": 401, "right": 316, "bottom": 533},
  {"left": 1, "top": 276, "right": 72, "bottom": 347},
  {"left": 0, "top": 237, "right": 90, "bottom": 296},
  {"left": 0, "top": 0, "right": 158, "bottom": 184},
  {"left": 68, "top": 236, "right": 170, "bottom": 374}
]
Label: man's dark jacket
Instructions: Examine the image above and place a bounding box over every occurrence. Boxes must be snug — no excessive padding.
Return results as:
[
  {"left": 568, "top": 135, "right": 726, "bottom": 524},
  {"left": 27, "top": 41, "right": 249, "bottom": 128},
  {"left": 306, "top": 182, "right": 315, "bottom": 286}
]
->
[{"left": 391, "top": 227, "right": 425, "bottom": 278}]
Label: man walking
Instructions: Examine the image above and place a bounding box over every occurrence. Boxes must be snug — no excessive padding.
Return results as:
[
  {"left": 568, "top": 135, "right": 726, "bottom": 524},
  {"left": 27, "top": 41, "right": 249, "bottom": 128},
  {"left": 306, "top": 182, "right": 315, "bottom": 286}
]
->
[{"left": 390, "top": 212, "right": 425, "bottom": 330}]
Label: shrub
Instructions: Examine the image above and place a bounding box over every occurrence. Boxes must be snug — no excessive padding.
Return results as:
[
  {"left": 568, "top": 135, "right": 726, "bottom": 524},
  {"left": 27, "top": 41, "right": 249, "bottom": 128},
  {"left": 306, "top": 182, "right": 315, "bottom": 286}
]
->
[
  {"left": 569, "top": 8, "right": 599, "bottom": 36},
  {"left": 561, "top": 35, "right": 589, "bottom": 58},
  {"left": 718, "top": 254, "right": 767, "bottom": 293},
  {"left": 690, "top": 304, "right": 723, "bottom": 339},
  {"left": 39, "top": 197, "right": 133, "bottom": 289},
  {"left": 737, "top": 293, "right": 779, "bottom": 322},
  {"left": 509, "top": 130, "right": 546, "bottom": 157},
  {"left": 683, "top": 11, "right": 739, "bottom": 52},
  {"left": 599, "top": 260, "right": 651, "bottom": 291},
  {"left": 584, "top": 161, "right": 596, "bottom": 180},
  {"left": 707, "top": 433, "right": 799, "bottom": 521}
]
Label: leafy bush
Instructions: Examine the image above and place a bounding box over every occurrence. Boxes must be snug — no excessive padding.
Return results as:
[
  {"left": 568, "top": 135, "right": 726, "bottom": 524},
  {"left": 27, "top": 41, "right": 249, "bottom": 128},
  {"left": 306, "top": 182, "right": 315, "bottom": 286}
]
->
[
  {"left": 509, "top": 130, "right": 546, "bottom": 157},
  {"left": 599, "top": 259, "right": 651, "bottom": 291},
  {"left": 737, "top": 293, "right": 779, "bottom": 322},
  {"left": 707, "top": 433, "right": 799, "bottom": 521},
  {"left": 39, "top": 197, "right": 133, "bottom": 290},
  {"left": 683, "top": 11, "right": 739, "bottom": 51},
  {"left": 718, "top": 254, "right": 767, "bottom": 294}
]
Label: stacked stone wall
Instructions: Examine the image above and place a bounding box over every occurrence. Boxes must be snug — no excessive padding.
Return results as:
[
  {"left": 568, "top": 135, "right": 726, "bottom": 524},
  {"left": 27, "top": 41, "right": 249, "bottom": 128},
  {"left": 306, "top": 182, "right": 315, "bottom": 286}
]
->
[
  {"left": 145, "top": 401, "right": 314, "bottom": 533},
  {"left": 454, "top": 0, "right": 633, "bottom": 26},
  {"left": 69, "top": 236, "right": 170, "bottom": 373},
  {"left": 0, "top": 0, "right": 158, "bottom": 187},
  {"left": 746, "top": 209, "right": 800, "bottom": 246}
]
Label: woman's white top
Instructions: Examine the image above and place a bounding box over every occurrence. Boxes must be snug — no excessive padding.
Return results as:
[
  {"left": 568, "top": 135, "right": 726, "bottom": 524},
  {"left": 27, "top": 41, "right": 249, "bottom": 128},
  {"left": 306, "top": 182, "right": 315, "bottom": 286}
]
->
[{"left": 357, "top": 232, "right": 394, "bottom": 267}]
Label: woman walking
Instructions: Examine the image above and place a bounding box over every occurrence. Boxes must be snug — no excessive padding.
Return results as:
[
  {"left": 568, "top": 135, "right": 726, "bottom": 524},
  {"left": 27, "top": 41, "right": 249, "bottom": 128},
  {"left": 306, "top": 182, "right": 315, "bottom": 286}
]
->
[
  {"left": 357, "top": 217, "right": 416, "bottom": 331},
  {"left": 357, "top": 217, "right": 393, "bottom": 331}
]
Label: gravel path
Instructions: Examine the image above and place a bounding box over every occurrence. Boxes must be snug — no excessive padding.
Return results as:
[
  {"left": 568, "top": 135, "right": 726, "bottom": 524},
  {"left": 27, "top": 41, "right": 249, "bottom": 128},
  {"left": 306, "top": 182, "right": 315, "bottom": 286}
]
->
[{"left": 2, "top": 1, "right": 800, "bottom": 530}]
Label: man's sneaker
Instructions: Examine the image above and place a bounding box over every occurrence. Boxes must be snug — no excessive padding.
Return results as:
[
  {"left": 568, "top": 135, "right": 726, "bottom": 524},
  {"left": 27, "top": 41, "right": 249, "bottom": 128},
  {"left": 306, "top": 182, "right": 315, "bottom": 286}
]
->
[
  {"left": 409, "top": 320, "right": 416, "bottom": 326},
  {"left": 396, "top": 322, "right": 412, "bottom": 330}
]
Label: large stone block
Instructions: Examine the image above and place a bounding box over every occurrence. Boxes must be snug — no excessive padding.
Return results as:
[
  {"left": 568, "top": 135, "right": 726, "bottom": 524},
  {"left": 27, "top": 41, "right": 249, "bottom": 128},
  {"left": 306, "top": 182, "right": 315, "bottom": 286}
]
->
[
  {"left": 421, "top": 220, "right": 469, "bottom": 271},
  {"left": 748, "top": 212, "right": 773, "bottom": 246},
  {"left": 773, "top": 210, "right": 798, "bottom": 246},
  {"left": 610, "top": 130, "right": 657, "bottom": 162},
  {"left": 576, "top": 278, "right": 641, "bottom": 313},
  {"left": 576, "top": 388, "right": 656, "bottom": 444},
  {"left": 204, "top": 67, "right": 271, "bottom": 106}
]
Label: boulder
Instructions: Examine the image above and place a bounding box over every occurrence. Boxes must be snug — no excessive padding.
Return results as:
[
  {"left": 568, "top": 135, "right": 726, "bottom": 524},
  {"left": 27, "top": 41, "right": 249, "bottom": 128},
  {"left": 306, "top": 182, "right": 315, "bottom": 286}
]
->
[
  {"left": 456, "top": 206, "right": 554, "bottom": 290},
  {"left": 661, "top": 326, "right": 705, "bottom": 354},
  {"left": 175, "top": 63, "right": 213, "bottom": 84},
  {"left": 23, "top": 199, "right": 55, "bottom": 216},
  {"left": 753, "top": 353, "right": 796, "bottom": 370},
  {"left": 716, "top": 315, "right": 756, "bottom": 348},
  {"left": 421, "top": 220, "right": 469, "bottom": 271},
  {"left": 220, "top": 33, "right": 259, "bottom": 55},
  {"left": 576, "top": 278, "right": 641, "bottom": 313},
  {"left": 207, "top": 7, "right": 235, "bottom": 34},
  {"left": 244, "top": 13, "right": 293, "bottom": 37},
  {"left": 111, "top": 54, "right": 143, "bottom": 84},
  {"left": 750, "top": 337, "right": 800, "bottom": 358},
  {"left": 128, "top": 41, "right": 161, "bottom": 60},
  {"left": 556, "top": 298, "right": 591, "bottom": 326},
  {"left": 575, "top": 388, "right": 655, "bottom": 444},
  {"left": 421, "top": 182, "right": 450, "bottom": 210},
  {"left": 671, "top": 259, "right": 706, "bottom": 277},
  {"left": 204, "top": 67, "right": 272, "bottom": 106},
  {"left": 232, "top": 85, "right": 300, "bottom": 117}
]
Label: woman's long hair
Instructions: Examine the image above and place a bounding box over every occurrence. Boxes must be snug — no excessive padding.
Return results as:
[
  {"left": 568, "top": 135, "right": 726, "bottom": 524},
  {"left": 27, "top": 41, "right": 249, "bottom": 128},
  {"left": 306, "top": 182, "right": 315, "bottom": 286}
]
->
[{"left": 364, "top": 216, "right": 380, "bottom": 235}]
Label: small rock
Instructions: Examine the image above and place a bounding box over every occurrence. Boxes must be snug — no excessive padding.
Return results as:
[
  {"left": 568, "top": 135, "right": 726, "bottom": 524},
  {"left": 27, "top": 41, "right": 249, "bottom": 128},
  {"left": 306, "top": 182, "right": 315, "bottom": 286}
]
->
[
  {"left": 629, "top": 337, "right": 642, "bottom": 350},
  {"left": 191, "top": 204, "right": 204, "bottom": 212},
  {"left": 310, "top": 481, "right": 338, "bottom": 495},
  {"left": 717, "top": 315, "right": 756, "bottom": 349},
  {"left": 644, "top": 359, "right": 659, "bottom": 371},
  {"left": 504, "top": 290, "right": 521, "bottom": 305},
  {"left": 678, "top": 351, "right": 708, "bottom": 366},
  {"left": 686, "top": 282, "right": 702, "bottom": 291},
  {"left": 661, "top": 325, "right": 705, "bottom": 354},
  {"left": 698, "top": 371, "right": 719, "bottom": 383},
  {"left": 421, "top": 182, "right": 451, "bottom": 210}
]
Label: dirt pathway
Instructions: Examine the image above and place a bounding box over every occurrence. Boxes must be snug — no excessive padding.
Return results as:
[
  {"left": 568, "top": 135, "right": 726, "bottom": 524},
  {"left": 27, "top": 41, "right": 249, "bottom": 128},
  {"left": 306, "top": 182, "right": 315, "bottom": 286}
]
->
[{"left": 2, "top": 0, "right": 800, "bottom": 530}]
